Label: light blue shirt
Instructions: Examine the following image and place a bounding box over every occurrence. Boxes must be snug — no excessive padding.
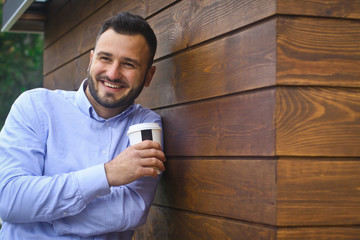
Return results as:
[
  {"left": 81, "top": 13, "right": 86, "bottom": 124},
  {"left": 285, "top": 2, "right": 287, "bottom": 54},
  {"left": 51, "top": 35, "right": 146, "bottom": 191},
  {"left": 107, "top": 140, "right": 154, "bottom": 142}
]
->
[{"left": 0, "top": 80, "right": 162, "bottom": 239}]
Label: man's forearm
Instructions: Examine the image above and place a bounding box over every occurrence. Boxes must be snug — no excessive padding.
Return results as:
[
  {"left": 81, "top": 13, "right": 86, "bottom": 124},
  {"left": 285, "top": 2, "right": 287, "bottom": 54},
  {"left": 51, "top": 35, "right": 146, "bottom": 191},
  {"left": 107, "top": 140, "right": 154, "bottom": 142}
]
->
[{"left": 52, "top": 176, "right": 159, "bottom": 236}]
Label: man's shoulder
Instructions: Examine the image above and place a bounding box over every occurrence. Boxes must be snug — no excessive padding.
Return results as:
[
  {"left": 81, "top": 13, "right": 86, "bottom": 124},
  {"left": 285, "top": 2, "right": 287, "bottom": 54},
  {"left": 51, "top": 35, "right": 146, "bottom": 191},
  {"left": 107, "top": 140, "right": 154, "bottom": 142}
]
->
[
  {"left": 18, "top": 88, "right": 76, "bottom": 105},
  {"left": 130, "top": 104, "right": 161, "bottom": 126},
  {"left": 133, "top": 104, "right": 160, "bottom": 117},
  {"left": 13, "top": 88, "right": 77, "bottom": 117},
  {"left": 26, "top": 87, "right": 75, "bottom": 98}
]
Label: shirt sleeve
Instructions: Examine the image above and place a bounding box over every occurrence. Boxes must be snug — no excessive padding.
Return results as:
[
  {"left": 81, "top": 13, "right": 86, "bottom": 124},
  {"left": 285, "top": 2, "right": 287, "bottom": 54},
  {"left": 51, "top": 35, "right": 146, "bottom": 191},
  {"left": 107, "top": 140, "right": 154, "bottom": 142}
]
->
[
  {"left": 52, "top": 174, "right": 160, "bottom": 237},
  {"left": 0, "top": 92, "right": 110, "bottom": 223}
]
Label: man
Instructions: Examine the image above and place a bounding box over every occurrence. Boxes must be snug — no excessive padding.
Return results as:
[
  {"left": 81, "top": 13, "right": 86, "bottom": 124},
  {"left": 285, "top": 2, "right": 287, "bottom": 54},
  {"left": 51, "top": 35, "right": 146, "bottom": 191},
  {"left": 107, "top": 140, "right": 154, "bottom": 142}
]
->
[{"left": 0, "top": 12, "right": 166, "bottom": 239}]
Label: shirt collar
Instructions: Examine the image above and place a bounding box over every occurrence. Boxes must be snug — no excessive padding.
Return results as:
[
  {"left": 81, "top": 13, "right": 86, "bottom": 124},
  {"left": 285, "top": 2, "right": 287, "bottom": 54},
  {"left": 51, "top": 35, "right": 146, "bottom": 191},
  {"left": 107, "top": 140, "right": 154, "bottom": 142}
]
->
[
  {"left": 76, "top": 79, "right": 136, "bottom": 122},
  {"left": 76, "top": 79, "right": 93, "bottom": 118}
]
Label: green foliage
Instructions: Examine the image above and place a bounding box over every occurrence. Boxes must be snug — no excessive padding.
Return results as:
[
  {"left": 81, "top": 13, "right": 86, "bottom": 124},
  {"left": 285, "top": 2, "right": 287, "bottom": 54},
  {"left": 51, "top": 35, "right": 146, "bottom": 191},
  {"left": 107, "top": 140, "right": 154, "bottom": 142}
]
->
[{"left": 0, "top": 3, "right": 44, "bottom": 129}]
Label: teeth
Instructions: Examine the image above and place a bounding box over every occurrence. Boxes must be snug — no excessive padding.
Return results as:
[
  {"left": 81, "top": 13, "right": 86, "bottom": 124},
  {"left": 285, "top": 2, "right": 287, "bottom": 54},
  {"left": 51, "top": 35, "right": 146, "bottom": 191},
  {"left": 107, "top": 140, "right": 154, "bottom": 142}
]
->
[{"left": 104, "top": 81, "right": 122, "bottom": 89}]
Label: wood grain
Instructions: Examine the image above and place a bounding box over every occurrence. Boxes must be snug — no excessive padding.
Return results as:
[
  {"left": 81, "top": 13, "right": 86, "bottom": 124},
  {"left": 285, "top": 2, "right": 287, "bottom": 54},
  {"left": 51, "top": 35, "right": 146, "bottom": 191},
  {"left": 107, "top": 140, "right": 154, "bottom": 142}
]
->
[
  {"left": 45, "top": 0, "right": 110, "bottom": 48},
  {"left": 157, "top": 88, "right": 276, "bottom": 157},
  {"left": 277, "top": 158, "right": 360, "bottom": 226},
  {"left": 144, "top": 0, "right": 177, "bottom": 17},
  {"left": 149, "top": 0, "right": 276, "bottom": 59},
  {"left": 276, "top": 86, "right": 360, "bottom": 157},
  {"left": 277, "top": 227, "right": 360, "bottom": 240},
  {"left": 46, "top": 0, "right": 69, "bottom": 18},
  {"left": 277, "top": 0, "right": 360, "bottom": 19},
  {"left": 43, "top": 53, "right": 89, "bottom": 90},
  {"left": 45, "top": 0, "right": 176, "bottom": 48},
  {"left": 153, "top": 158, "right": 277, "bottom": 224},
  {"left": 134, "top": 205, "right": 276, "bottom": 240},
  {"left": 276, "top": 16, "right": 360, "bottom": 87},
  {"left": 137, "top": 18, "right": 276, "bottom": 109}
]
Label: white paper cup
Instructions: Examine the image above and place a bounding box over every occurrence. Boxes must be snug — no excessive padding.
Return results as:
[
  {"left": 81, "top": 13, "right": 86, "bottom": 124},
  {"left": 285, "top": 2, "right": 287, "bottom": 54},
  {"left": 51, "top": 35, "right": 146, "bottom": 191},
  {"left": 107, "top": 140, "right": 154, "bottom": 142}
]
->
[
  {"left": 127, "top": 123, "right": 162, "bottom": 175},
  {"left": 127, "top": 123, "right": 162, "bottom": 147}
]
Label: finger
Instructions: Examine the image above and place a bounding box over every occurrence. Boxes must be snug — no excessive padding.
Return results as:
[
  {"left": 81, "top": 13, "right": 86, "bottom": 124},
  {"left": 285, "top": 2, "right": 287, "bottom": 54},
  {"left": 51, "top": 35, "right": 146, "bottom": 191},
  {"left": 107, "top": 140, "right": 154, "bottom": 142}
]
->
[
  {"left": 133, "top": 140, "right": 162, "bottom": 150},
  {"left": 142, "top": 166, "right": 162, "bottom": 178},
  {"left": 138, "top": 148, "right": 166, "bottom": 162},
  {"left": 140, "top": 157, "right": 165, "bottom": 172}
]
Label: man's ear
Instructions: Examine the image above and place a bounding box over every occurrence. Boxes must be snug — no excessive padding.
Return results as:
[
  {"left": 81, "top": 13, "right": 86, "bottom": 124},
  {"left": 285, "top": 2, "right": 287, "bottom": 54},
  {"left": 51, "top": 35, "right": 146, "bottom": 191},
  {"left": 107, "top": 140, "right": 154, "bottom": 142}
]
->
[{"left": 144, "top": 66, "right": 156, "bottom": 87}]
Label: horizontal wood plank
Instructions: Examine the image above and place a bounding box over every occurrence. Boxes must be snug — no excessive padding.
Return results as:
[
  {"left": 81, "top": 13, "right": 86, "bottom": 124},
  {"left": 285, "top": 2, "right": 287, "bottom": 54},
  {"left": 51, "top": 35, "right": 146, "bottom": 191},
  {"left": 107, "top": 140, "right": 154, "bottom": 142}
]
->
[
  {"left": 46, "top": 0, "right": 69, "bottom": 18},
  {"left": 43, "top": 53, "right": 89, "bottom": 90},
  {"left": 149, "top": 0, "right": 276, "bottom": 59},
  {"left": 277, "top": 158, "right": 360, "bottom": 226},
  {"left": 45, "top": 0, "right": 110, "bottom": 48},
  {"left": 277, "top": 226, "right": 360, "bottom": 240},
  {"left": 45, "top": 0, "right": 176, "bottom": 48},
  {"left": 144, "top": 0, "right": 177, "bottom": 17},
  {"left": 157, "top": 88, "right": 276, "bottom": 157},
  {"left": 134, "top": 205, "right": 276, "bottom": 240},
  {"left": 154, "top": 158, "right": 277, "bottom": 224},
  {"left": 276, "top": 86, "right": 360, "bottom": 157},
  {"left": 137, "top": 18, "right": 276, "bottom": 109},
  {"left": 276, "top": 16, "right": 360, "bottom": 87},
  {"left": 277, "top": 0, "right": 360, "bottom": 19}
]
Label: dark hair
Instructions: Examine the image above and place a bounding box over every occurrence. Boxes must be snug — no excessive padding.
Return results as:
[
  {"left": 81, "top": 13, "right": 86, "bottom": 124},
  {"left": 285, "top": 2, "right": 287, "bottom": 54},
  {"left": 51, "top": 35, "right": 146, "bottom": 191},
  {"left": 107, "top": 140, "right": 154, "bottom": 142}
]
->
[{"left": 96, "top": 12, "right": 157, "bottom": 67}]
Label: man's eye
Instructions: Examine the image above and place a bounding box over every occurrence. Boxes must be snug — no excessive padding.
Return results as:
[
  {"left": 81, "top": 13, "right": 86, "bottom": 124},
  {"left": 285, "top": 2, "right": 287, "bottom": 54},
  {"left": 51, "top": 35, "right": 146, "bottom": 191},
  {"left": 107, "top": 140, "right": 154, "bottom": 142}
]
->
[
  {"left": 100, "top": 57, "right": 111, "bottom": 62},
  {"left": 123, "top": 62, "right": 135, "bottom": 68}
]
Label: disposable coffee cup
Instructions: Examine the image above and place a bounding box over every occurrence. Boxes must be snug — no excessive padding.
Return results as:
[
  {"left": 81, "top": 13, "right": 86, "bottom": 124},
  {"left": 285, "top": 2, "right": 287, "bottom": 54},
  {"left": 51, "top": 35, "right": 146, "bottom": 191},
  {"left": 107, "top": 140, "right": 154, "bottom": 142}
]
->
[
  {"left": 127, "top": 123, "right": 162, "bottom": 174},
  {"left": 127, "top": 123, "right": 162, "bottom": 147}
]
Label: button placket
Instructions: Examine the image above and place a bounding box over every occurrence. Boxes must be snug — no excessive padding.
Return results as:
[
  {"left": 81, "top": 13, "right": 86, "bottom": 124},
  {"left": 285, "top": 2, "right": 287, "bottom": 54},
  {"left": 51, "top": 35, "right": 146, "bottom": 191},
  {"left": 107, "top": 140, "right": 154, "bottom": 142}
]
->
[{"left": 99, "top": 121, "right": 112, "bottom": 160}]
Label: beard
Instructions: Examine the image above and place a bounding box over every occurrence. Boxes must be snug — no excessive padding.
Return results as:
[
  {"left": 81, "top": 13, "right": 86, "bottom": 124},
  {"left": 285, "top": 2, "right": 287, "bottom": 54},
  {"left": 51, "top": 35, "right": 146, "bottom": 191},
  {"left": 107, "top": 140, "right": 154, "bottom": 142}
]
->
[{"left": 87, "top": 73, "right": 146, "bottom": 109}]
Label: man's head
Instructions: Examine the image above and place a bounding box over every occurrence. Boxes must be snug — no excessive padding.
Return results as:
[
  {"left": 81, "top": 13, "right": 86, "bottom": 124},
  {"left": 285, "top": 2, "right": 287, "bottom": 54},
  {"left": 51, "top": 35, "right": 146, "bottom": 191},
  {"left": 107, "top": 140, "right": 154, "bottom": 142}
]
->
[
  {"left": 86, "top": 12, "right": 157, "bottom": 118},
  {"left": 95, "top": 12, "right": 157, "bottom": 69}
]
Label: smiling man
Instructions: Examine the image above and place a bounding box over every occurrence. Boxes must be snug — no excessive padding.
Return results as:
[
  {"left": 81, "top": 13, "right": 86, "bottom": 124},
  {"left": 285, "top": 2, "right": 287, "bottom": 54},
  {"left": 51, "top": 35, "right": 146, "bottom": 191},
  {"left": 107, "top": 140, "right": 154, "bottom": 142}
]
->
[
  {"left": 86, "top": 28, "right": 156, "bottom": 119},
  {"left": 0, "top": 12, "right": 165, "bottom": 239}
]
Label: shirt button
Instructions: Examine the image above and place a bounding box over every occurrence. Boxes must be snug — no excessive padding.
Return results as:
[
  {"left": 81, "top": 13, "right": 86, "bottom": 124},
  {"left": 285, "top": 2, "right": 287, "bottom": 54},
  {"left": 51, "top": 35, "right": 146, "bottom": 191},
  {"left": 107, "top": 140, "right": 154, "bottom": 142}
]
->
[
  {"left": 102, "top": 150, "right": 106, "bottom": 155},
  {"left": 63, "top": 211, "right": 67, "bottom": 216}
]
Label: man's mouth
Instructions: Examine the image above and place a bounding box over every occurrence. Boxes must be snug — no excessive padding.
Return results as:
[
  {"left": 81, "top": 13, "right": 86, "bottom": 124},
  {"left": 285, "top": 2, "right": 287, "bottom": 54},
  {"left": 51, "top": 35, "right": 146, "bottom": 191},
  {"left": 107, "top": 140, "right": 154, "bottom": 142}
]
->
[
  {"left": 103, "top": 81, "right": 125, "bottom": 89},
  {"left": 96, "top": 75, "right": 129, "bottom": 89}
]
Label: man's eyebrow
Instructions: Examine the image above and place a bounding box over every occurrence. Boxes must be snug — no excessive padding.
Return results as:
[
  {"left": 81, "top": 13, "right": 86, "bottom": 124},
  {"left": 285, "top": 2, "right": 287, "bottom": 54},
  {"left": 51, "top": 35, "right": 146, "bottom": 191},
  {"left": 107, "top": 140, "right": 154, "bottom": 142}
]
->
[
  {"left": 96, "top": 52, "right": 140, "bottom": 67},
  {"left": 96, "top": 51, "right": 113, "bottom": 57}
]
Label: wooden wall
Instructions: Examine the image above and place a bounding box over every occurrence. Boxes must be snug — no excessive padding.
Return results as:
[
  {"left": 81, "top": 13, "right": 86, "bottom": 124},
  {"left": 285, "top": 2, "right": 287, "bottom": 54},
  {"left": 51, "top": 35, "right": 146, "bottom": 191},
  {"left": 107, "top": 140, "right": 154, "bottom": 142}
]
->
[{"left": 43, "top": 0, "right": 360, "bottom": 239}]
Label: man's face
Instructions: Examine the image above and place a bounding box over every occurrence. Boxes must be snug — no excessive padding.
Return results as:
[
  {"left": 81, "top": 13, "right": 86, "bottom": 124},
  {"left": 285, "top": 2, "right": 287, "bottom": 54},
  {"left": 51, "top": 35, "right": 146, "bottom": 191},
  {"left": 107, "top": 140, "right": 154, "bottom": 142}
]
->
[{"left": 86, "top": 29, "right": 155, "bottom": 110}]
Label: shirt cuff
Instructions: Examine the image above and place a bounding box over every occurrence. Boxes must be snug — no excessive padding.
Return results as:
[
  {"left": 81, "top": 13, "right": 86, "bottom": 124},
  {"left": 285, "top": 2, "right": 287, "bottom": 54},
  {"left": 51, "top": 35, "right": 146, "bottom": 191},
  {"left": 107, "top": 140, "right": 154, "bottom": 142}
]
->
[{"left": 75, "top": 164, "right": 111, "bottom": 203}]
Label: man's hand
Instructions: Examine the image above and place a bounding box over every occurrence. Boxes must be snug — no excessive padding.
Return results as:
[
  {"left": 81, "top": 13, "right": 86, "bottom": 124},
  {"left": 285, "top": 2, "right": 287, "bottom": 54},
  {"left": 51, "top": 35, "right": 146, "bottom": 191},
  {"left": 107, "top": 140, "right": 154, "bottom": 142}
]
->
[{"left": 104, "top": 140, "right": 166, "bottom": 187}]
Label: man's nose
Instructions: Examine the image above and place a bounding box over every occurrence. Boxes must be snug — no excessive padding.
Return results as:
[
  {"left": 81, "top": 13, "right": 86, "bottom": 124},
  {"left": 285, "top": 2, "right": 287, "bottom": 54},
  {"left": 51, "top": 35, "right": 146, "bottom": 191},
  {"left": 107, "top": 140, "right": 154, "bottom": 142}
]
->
[{"left": 107, "top": 63, "right": 122, "bottom": 80}]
